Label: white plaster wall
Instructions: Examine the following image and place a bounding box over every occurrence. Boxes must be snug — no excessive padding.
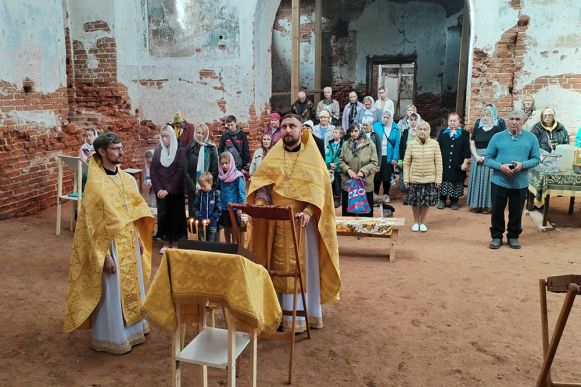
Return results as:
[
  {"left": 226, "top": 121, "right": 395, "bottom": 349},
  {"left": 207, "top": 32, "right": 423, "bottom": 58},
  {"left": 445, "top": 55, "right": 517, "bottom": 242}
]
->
[
  {"left": 253, "top": 0, "right": 281, "bottom": 105},
  {"left": 350, "top": 1, "right": 449, "bottom": 94},
  {"left": 112, "top": 0, "right": 264, "bottom": 125},
  {"left": 0, "top": 0, "right": 66, "bottom": 93}
]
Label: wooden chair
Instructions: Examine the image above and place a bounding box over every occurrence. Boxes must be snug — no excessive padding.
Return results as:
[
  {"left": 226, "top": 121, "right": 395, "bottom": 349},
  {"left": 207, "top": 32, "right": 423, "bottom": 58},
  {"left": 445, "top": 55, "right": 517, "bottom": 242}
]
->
[
  {"left": 172, "top": 296, "right": 257, "bottom": 387},
  {"left": 228, "top": 203, "right": 311, "bottom": 384},
  {"left": 537, "top": 275, "right": 581, "bottom": 387},
  {"left": 56, "top": 155, "right": 86, "bottom": 235}
]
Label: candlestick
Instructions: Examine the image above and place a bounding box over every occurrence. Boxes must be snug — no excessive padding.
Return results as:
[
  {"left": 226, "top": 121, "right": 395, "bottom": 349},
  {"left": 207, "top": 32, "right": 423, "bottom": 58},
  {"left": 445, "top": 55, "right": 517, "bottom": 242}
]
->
[
  {"left": 188, "top": 218, "right": 193, "bottom": 236},
  {"left": 203, "top": 219, "right": 208, "bottom": 241},
  {"left": 195, "top": 220, "right": 199, "bottom": 240}
]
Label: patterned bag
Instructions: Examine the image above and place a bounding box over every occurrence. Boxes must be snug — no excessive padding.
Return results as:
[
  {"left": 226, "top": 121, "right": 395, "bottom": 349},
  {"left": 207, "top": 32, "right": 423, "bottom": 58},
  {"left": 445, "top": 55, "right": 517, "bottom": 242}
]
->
[{"left": 347, "top": 178, "right": 371, "bottom": 214}]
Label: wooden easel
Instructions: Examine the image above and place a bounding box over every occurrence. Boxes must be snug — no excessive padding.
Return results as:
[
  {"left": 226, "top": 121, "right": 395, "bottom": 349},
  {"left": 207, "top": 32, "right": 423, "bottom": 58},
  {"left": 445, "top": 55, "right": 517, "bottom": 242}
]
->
[
  {"left": 229, "top": 203, "right": 311, "bottom": 384},
  {"left": 537, "top": 275, "right": 581, "bottom": 387}
]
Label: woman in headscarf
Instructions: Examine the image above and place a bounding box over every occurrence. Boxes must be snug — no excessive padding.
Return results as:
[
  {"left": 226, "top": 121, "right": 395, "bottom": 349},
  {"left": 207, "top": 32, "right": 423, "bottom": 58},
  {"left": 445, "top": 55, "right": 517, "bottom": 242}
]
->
[
  {"left": 473, "top": 103, "right": 507, "bottom": 131},
  {"left": 338, "top": 122, "right": 379, "bottom": 217},
  {"left": 403, "top": 122, "right": 442, "bottom": 232},
  {"left": 521, "top": 94, "right": 539, "bottom": 131},
  {"left": 436, "top": 112, "right": 471, "bottom": 210},
  {"left": 249, "top": 132, "right": 273, "bottom": 176},
  {"left": 357, "top": 96, "right": 381, "bottom": 126},
  {"left": 264, "top": 112, "right": 282, "bottom": 145},
  {"left": 185, "top": 123, "right": 219, "bottom": 213},
  {"left": 372, "top": 110, "right": 400, "bottom": 204},
  {"left": 530, "top": 107, "right": 570, "bottom": 153},
  {"left": 342, "top": 91, "right": 364, "bottom": 130},
  {"left": 398, "top": 112, "right": 422, "bottom": 201},
  {"left": 466, "top": 106, "right": 504, "bottom": 213},
  {"left": 151, "top": 125, "right": 187, "bottom": 253},
  {"left": 397, "top": 104, "right": 417, "bottom": 133}
]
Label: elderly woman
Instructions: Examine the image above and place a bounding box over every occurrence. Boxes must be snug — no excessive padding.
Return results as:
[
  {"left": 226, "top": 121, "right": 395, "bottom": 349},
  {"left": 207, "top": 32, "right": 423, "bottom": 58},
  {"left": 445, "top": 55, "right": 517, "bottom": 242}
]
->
[
  {"left": 249, "top": 132, "right": 272, "bottom": 176},
  {"left": 530, "top": 107, "right": 570, "bottom": 153},
  {"left": 521, "top": 94, "right": 539, "bottom": 131},
  {"left": 357, "top": 96, "right": 381, "bottom": 126},
  {"left": 264, "top": 112, "right": 282, "bottom": 145},
  {"left": 397, "top": 104, "right": 417, "bottom": 133},
  {"left": 185, "top": 124, "right": 219, "bottom": 195},
  {"left": 338, "top": 122, "right": 379, "bottom": 217},
  {"left": 313, "top": 110, "right": 335, "bottom": 151},
  {"left": 372, "top": 110, "right": 400, "bottom": 204},
  {"left": 342, "top": 91, "right": 364, "bottom": 130},
  {"left": 151, "top": 125, "right": 187, "bottom": 253},
  {"left": 403, "top": 122, "right": 442, "bottom": 232},
  {"left": 466, "top": 106, "right": 504, "bottom": 213},
  {"left": 437, "top": 112, "right": 471, "bottom": 210}
]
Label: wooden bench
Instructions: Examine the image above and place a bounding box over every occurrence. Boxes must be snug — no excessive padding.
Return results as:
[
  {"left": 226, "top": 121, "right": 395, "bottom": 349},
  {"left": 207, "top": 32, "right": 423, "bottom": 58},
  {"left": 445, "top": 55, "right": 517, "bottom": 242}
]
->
[{"left": 336, "top": 217, "right": 405, "bottom": 262}]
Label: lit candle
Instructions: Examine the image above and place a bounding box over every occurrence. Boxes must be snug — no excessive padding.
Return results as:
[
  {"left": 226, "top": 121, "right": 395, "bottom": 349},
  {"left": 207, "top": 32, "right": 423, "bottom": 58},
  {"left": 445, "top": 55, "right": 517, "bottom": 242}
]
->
[
  {"left": 195, "top": 220, "right": 199, "bottom": 239},
  {"left": 203, "top": 219, "right": 208, "bottom": 241},
  {"left": 188, "top": 218, "right": 193, "bottom": 236}
]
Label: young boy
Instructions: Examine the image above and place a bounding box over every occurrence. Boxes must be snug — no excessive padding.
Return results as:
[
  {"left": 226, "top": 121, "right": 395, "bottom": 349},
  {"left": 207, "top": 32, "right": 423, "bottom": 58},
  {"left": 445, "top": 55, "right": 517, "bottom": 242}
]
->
[
  {"left": 325, "top": 127, "right": 344, "bottom": 208},
  {"left": 191, "top": 172, "right": 222, "bottom": 242},
  {"left": 79, "top": 128, "right": 97, "bottom": 163}
]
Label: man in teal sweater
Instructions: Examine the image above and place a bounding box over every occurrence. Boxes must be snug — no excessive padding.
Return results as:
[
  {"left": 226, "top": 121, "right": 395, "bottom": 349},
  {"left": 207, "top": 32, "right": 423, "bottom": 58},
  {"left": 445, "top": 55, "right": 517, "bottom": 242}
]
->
[{"left": 485, "top": 110, "right": 540, "bottom": 249}]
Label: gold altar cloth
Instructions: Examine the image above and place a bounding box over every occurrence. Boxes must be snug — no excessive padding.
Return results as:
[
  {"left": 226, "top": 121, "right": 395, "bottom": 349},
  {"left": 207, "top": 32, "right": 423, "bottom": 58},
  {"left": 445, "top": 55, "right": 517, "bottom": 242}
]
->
[
  {"left": 336, "top": 216, "right": 394, "bottom": 236},
  {"left": 143, "top": 249, "right": 282, "bottom": 334}
]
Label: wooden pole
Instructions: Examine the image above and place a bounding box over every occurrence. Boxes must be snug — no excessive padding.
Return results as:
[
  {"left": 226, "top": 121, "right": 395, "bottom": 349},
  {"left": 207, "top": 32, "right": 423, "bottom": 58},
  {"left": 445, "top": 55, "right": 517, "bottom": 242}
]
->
[
  {"left": 290, "top": 0, "right": 300, "bottom": 106},
  {"left": 313, "top": 0, "right": 322, "bottom": 107},
  {"left": 456, "top": 1, "right": 470, "bottom": 117}
]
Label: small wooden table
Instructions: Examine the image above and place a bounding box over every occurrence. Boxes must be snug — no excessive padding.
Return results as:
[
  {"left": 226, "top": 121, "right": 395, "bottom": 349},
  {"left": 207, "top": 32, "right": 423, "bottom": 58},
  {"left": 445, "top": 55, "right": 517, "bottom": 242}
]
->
[
  {"left": 336, "top": 217, "right": 405, "bottom": 262},
  {"left": 528, "top": 168, "right": 581, "bottom": 227}
]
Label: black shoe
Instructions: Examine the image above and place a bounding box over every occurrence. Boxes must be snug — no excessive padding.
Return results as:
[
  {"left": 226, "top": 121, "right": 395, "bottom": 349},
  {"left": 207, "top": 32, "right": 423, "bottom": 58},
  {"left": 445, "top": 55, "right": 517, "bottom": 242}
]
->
[
  {"left": 437, "top": 200, "right": 446, "bottom": 209},
  {"left": 450, "top": 202, "right": 459, "bottom": 210},
  {"left": 507, "top": 238, "right": 521, "bottom": 249},
  {"left": 489, "top": 238, "right": 502, "bottom": 249}
]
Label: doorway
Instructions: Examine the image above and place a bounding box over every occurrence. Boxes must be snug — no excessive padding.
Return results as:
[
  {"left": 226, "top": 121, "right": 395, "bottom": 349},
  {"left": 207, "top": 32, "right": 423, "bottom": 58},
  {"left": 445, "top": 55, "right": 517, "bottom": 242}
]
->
[{"left": 367, "top": 56, "right": 416, "bottom": 119}]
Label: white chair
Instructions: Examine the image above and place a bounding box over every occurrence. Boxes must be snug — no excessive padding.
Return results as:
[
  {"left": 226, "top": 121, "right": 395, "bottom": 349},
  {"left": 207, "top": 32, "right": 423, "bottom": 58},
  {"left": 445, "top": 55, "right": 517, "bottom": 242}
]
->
[{"left": 56, "top": 155, "right": 87, "bottom": 235}]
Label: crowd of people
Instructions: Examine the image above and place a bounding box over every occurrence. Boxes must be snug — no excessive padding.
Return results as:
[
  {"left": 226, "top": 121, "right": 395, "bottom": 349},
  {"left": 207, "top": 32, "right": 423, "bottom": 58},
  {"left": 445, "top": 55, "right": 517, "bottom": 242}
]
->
[{"left": 65, "top": 86, "right": 578, "bottom": 355}]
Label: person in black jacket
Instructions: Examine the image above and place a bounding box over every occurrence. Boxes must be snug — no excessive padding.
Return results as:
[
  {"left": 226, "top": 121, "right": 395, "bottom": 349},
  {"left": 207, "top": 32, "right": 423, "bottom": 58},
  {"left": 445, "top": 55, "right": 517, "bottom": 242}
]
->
[
  {"left": 302, "top": 120, "right": 325, "bottom": 160},
  {"left": 218, "top": 115, "right": 251, "bottom": 176},
  {"left": 436, "top": 112, "right": 471, "bottom": 210}
]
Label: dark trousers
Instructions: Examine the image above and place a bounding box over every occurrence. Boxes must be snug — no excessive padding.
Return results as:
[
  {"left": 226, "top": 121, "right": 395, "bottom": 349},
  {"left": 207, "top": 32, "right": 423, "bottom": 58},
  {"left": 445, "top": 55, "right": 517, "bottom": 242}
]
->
[
  {"left": 490, "top": 183, "right": 528, "bottom": 239},
  {"left": 332, "top": 171, "right": 342, "bottom": 199},
  {"left": 341, "top": 189, "right": 374, "bottom": 217},
  {"left": 374, "top": 159, "right": 394, "bottom": 196}
]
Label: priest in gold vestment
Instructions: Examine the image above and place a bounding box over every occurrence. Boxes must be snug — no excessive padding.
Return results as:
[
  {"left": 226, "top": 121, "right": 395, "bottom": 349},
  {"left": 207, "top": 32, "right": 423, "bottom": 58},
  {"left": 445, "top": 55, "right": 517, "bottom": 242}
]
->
[
  {"left": 64, "top": 132, "right": 155, "bottom": 354},
  {"left": 247, "top": 114, "right": 341, "bottom": 331}
]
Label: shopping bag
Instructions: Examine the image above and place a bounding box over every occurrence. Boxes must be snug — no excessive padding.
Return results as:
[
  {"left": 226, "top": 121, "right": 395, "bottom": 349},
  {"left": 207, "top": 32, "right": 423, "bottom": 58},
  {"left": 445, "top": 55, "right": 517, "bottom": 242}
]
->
[{"left": 347, "top": 178, "right": 371, "bottom": 214}]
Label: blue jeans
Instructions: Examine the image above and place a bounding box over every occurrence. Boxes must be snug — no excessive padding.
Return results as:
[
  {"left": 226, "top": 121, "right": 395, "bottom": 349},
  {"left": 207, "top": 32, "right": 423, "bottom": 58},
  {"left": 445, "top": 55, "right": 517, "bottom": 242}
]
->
[{"left": 198, "top": 227, "right": 217, "bottom": 242}]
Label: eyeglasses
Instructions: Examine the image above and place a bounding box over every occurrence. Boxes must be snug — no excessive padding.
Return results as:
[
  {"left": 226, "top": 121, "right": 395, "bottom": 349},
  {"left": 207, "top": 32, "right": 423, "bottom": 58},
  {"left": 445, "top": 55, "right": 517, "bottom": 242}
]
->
[{"left": 542, "top": 114, "right": 554, "bottom": 118}]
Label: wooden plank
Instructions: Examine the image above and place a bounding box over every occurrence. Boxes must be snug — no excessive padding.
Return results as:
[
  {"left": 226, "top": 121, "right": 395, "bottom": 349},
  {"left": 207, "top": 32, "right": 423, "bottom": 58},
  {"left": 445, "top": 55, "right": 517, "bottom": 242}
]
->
[
  {"left": 526, "top": 210, "right": 554, "bottom": 232},
  {"left": 313, "top": 0, "right": 322, "bottom": 107},
  {"left": 290, "top": 0, "right": 300, "bottom": 106}
]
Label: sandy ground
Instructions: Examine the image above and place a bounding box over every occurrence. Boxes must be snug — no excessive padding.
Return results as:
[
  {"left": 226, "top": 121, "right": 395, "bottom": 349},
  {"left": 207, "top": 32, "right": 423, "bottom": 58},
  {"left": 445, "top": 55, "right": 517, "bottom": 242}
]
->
[{"left": 1, "top": 191, "right": 581, "bottom": 387}]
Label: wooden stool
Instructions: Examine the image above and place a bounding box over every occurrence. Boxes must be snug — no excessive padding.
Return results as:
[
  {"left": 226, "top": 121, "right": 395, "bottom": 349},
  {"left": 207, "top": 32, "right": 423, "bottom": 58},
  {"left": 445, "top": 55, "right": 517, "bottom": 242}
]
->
[
  {"left": 537, "top": 275, "right": 581, "bottom": 387},
  {"left": 56, "top": 155, "right": 86, "bottom": 235}
]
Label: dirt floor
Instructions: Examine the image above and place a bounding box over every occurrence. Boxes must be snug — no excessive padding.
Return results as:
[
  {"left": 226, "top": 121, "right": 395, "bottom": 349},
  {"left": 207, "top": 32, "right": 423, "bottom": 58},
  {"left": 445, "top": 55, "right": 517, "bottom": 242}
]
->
[{"left": 1, "top": 191, "right": 581, "bottom": 387}]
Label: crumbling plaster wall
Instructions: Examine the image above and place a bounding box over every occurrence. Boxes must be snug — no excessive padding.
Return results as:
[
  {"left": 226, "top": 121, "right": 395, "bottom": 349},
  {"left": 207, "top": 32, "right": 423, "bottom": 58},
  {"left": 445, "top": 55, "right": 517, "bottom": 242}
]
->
[
  {"left": 466, "top": 0, "right": 581, "bottom": 132},
  {"left": 113, "top": 0, "right": 269, "bottom": 126}
]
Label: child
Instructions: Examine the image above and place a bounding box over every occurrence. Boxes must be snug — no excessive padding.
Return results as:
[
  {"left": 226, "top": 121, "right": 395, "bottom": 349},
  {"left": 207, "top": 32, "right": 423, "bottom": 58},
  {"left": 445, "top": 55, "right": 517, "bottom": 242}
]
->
[
  {"left": 325, "top": 127, "right": 344, "bottom": 208},
  {"left": 218, "top": 151, "right": 246, "bottom": 243},
  {"left": 79, "top": 128, "right": 97, "bottom": 163},
  {"left": 192, "top": 172, "right": 222, "bottom": 242}
]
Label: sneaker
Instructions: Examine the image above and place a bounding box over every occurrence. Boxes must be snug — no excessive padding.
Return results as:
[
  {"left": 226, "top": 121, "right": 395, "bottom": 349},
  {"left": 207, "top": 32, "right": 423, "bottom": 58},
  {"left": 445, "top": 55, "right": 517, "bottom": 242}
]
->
[
  {"left": 437, "top": 200, "right": 446, "bottom": 209},
  {"left": 450, "top": 202, "right": 459, "bottom": 210},
  {"left": 489, "top": 238, "right": 502, "bottom": 249},
  {"left": 411, "top": 223, "right": 420, "bottom": 232},
  {"left": 419, "top": 224, "right": 428, "bottom": 232},
  {"left": 507, "top": 238, "right": 521, "bottom": 249},
  {"left": 383, "top": 195, "right": 390, "bottom": 204}
]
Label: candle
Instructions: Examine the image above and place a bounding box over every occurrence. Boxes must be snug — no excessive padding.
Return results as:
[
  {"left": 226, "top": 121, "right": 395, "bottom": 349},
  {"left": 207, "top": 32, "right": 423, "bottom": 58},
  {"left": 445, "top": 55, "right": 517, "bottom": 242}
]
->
[
  {"left": 195, "top": 220, "right": 199, "bottom": 239},
  {"left": 203, "top": 219, "right": 208, "bottom": 241},
  {"left": 188, "top": 218, "right": 193, "bottom": 236}
]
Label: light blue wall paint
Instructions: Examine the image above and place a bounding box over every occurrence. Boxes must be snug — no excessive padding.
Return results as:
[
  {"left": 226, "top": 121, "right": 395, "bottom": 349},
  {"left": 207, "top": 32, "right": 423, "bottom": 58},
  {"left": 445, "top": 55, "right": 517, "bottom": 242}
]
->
[{"left": 0, "top": 0, "right": 66, "bottom": 93}]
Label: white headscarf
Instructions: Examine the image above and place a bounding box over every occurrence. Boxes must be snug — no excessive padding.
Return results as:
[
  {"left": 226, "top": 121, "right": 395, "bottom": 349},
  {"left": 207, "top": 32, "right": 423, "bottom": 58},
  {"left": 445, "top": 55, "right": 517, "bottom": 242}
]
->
[{"left": 159, "top": 125, "right": 178, "bottom": 167}]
